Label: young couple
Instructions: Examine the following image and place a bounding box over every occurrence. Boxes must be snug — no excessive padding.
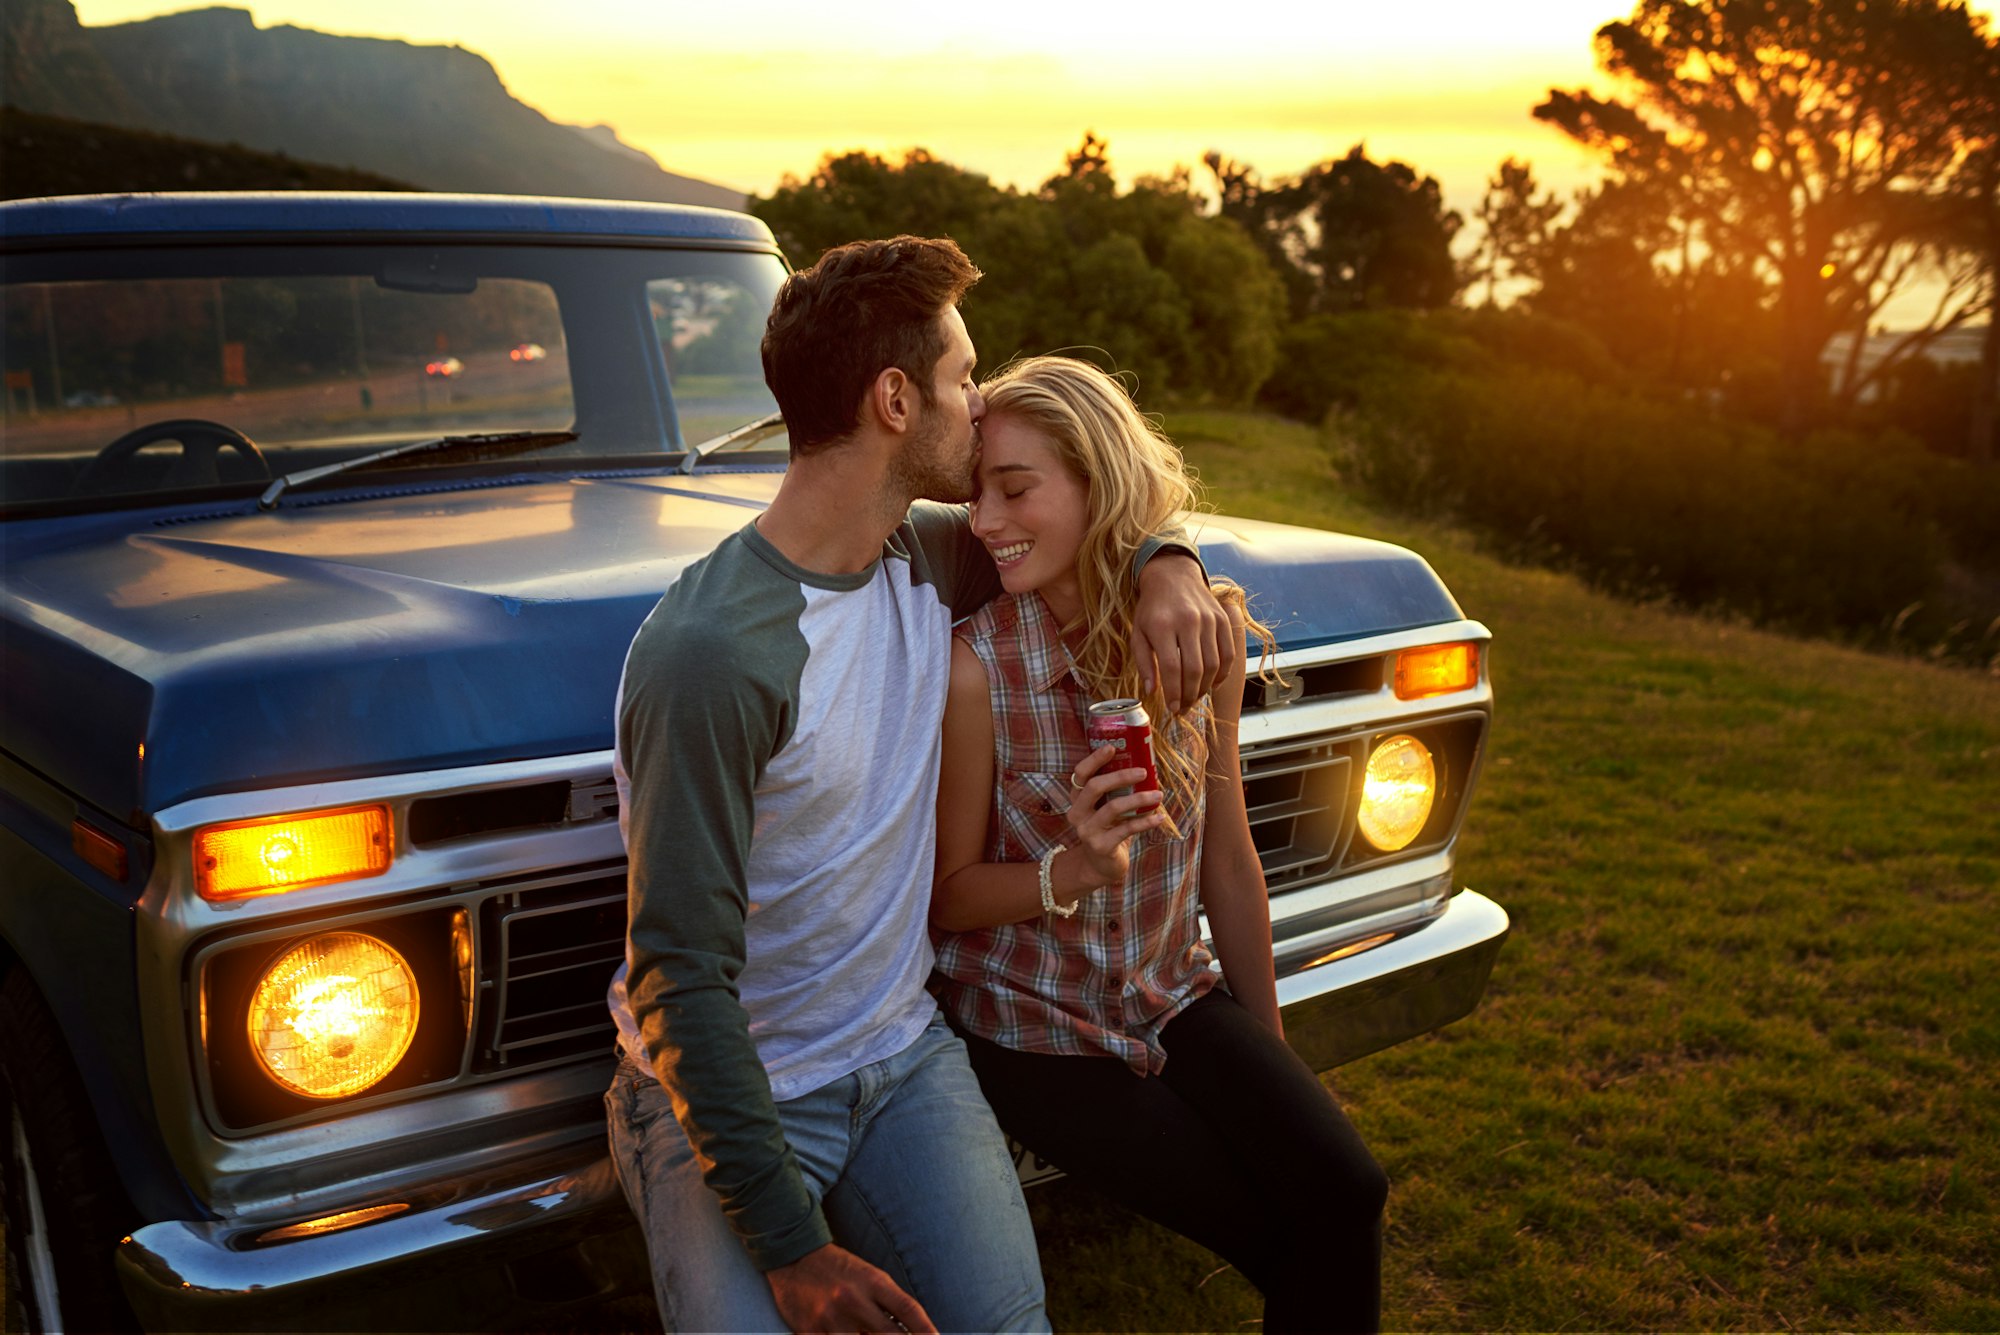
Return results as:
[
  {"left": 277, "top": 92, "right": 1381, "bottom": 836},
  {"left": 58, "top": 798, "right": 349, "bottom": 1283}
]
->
[{"left": 604, "top": 236, "right": 1385, "bottom": 1334}]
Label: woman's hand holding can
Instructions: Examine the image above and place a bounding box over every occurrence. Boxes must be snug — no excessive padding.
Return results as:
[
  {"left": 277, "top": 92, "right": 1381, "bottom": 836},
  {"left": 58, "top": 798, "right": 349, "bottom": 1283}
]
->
[{"left": 1065, "top": 743, "right": 1166, "bottom": 890}]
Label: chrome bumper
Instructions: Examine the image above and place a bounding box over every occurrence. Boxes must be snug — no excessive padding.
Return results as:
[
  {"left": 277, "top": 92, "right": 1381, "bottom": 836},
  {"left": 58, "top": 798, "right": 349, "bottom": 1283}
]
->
[
  {"left": 1277, "top": 888, "right": 1509, "bottom": 1072},
  {"left": 114, "top": 1151, "right": 650, "bottom": 1332}
]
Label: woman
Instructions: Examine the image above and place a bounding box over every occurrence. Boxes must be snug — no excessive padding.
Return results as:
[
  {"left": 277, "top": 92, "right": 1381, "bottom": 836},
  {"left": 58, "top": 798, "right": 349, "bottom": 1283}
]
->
[{"left": 930, "top": 357, "right": 1388, "bottom": 1333}]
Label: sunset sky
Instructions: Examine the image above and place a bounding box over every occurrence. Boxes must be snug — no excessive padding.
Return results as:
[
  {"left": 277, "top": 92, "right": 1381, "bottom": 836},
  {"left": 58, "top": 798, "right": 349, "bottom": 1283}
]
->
[{"left": 68, "top": 0, "right": 1631, "bottom": 219}]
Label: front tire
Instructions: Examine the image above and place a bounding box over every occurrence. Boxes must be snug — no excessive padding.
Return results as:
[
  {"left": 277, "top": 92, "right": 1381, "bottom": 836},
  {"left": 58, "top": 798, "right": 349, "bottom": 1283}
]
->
[{"left": 0, "top": 969, "right": 140, "bottom": 1334}]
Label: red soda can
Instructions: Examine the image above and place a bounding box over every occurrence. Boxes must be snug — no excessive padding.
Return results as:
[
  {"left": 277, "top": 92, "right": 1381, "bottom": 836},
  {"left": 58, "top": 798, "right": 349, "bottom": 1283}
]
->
[{"left": 1085, "top": 699, "right": 1160, "bottom": 797}]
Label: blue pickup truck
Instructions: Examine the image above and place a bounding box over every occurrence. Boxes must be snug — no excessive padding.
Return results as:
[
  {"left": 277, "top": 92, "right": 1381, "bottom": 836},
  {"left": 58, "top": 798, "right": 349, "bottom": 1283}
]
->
[{"left": 0, "top": 192, "right": 1508, "bottom": 1331}]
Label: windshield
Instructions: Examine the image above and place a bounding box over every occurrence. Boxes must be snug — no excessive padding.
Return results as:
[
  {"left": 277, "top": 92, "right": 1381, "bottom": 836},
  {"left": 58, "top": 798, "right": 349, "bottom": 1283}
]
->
[{"left": 1, "top": 242, "right": 789, "bottom": 513}]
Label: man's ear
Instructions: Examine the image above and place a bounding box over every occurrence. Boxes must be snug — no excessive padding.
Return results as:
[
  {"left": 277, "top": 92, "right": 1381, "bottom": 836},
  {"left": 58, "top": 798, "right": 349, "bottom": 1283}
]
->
[{"left": 867, "top": 366, "right": 915, "bottom": 437}]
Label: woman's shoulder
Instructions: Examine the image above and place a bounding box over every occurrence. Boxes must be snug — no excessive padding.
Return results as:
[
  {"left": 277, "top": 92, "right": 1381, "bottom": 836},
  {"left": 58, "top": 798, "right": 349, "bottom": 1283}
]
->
[{"left": 955, "top": 590, "right": 1033, "bottom": 646}]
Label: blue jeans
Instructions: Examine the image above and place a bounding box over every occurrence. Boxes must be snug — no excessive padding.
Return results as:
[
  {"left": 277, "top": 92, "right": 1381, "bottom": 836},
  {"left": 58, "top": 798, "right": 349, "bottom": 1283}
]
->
[{"left": 605, "top": 1010, "right": 1048, "bottom": 1334}]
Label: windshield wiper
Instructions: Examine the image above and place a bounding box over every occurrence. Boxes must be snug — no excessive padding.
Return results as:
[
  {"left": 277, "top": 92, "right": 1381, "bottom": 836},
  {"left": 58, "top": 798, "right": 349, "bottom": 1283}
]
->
[
  {"left": 259, "top": 430, "right": 579, "bottom": 510},
  {"left": 678, "top": 412, "right": 786, "bottom": 475}
]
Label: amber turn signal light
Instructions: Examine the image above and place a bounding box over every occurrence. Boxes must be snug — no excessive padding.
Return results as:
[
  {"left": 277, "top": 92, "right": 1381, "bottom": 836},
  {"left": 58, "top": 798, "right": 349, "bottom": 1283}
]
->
[
  {"left": 72, "top": 818, "right": 130, "bottom": 882},
  {"left": 194, "top": 805, "right": 392, "bottom": 902},
  {"left": 1394, "top": 642, "right": 1480, "bottom": 700}
]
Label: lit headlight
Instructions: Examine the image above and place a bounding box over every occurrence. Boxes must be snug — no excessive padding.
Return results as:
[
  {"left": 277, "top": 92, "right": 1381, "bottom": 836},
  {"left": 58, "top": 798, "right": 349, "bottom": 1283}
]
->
[
  {"left": 247, "top": 933, "right": 420, "bottom": 1099},
  {"left": 1357, "top": 734, "right": 1436, "bottom": 851}
]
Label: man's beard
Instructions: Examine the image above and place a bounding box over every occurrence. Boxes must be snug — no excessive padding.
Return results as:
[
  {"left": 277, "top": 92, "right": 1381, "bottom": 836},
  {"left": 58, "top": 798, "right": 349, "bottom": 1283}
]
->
[{"left": 890, "top": 401, "right": 975, "bottom": 504}]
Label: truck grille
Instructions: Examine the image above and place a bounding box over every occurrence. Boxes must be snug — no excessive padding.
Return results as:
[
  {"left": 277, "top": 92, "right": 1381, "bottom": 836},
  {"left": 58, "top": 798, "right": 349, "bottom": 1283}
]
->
[
  {"left": 1242, "top": 738, "right": 1351, "bottom": 893},
  {"left": 476, "top": 875, "right": 626, "bottom": 1072}
]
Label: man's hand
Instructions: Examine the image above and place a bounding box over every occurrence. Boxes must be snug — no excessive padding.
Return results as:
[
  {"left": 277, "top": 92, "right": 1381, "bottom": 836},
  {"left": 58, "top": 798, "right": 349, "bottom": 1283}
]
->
[
  {"left": 768, "top": 1243, "right": 935, "bottom": 1335},
  {"left": 1132, "top": 553, "right": 1233, "bottom": 713}
]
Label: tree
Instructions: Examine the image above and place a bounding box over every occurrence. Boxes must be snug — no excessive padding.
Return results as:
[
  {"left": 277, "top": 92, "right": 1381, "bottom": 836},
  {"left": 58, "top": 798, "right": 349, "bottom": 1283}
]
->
[
  {"left": 751, "top": 141, "right": 1285, "bottom": 405},
  {"left": 1536, "top": 0, "right": 1999, "bottom": 433},
  {"left": 752, "top": 148, "right": 1003, "bottom": 266},
  {"left": 1967, "top": 37, "right": 2000, "bottom": 464},
  {"left": 1471, "top": 157, "right": 1563, "bottom": 306},
  {"left": 1204, "top": 150, "right": 1317, "bottom": 315},
  {"left": 1529, "top": 178, "right": 1774, "bottom": 400},
  {"left": 1205, "top": 144, "right": 1462, "bottom": 315}
]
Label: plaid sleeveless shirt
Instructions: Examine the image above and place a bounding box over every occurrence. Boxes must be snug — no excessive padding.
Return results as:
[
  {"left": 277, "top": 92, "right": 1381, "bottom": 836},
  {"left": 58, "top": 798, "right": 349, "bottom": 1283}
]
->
[{"left": 931, "top": 591, "right": 1215, "bottom": 1075}]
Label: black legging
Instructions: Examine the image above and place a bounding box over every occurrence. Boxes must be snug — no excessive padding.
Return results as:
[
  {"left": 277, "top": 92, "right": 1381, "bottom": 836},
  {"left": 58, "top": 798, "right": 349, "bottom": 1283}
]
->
[{"left": 957, "top": 989, "right": 1388, "bottom": 1334}]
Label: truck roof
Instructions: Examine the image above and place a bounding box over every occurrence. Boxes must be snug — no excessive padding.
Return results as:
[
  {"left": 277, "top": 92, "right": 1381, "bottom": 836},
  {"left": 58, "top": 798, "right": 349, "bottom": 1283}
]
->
[{"left": 0, "top": 191, "right": 776, "bottom": 246}]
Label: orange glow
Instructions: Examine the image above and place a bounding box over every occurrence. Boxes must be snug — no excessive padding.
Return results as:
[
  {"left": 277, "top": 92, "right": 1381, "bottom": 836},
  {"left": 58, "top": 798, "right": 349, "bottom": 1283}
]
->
[
  {"left": 1394, "top": 642, "right": 1480, "bottom": 700},
  {"left": 64, "top": 0, "right": 1624, "bottom": 216},
  {"left": 257, "top": 1202, "right": 410, "bottom": 1243},
  {"left": 246, "top": 933, "right": 419, "bottom": 1098},
  {"left": 1358, "top": 735, "right": 1437, "bottom": 851},
  {"left": 1820, "top": 262, "right": 1837, "bottom": 278},
  {"left": 72, "top": 818, "right": 130, "bottom": 882},
  {"left": 195, "top": 805, "right": 392, "bottom": 901},
  {"left": 1304, "top": 932, "right": 1397, "bottom": 969}
]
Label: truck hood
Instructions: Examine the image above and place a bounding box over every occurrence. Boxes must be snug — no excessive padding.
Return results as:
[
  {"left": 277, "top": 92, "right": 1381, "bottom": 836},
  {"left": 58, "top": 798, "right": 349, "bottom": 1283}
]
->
[{"left": 2, "top": 474, "right": 1459, "bottom": 822}]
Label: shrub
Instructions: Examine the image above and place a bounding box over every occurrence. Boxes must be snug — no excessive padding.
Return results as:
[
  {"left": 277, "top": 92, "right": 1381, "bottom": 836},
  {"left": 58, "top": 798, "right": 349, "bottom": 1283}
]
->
[{"left": 1334, "top": 355, "right": 1949, "bottom": 640}]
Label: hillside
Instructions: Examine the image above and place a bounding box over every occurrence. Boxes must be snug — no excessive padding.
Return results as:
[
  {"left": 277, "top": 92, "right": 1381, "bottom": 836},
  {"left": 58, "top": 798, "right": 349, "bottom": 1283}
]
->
[
  {"left": 1, "top": 106, "right": 414, "bottom": 199},
  {"left": 0, "top": 0, "right": 743, "bottom": 210}
]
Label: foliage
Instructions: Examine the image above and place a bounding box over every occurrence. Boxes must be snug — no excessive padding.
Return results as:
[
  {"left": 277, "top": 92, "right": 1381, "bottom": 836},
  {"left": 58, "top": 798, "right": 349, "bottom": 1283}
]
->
[
  {"left": 1525, "top": 178, "right": 1776, "bottom": 406},
  {"left": 1262, "top": 306, "right": 2000, "bottom": 660},
  {"left": 1533, "top": 0, "right": 1999, "bottom": 432},
  {"left": 1470, "top": 157, "right": 1563, "bottom": 307},
  {"left": 751, "top": 142, "right": 1285, "bottom": 406},
  {"left": 1207, "top": 144, "right": 1464, "bottom": 317}
]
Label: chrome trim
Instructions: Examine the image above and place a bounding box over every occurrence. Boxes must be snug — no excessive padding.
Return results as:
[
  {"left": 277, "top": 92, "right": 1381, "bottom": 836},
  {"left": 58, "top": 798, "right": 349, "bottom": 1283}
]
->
[
  {"left": 1254, "top": 845, "right": 1456, "bottom": 933},
  {"left": 1276, "top": 889, "right": 1510, "bottom": 1072},
  {"left": 115, "top": 1147, "right": 646, "bottom": 1331},
  {"left": 1239, "top": 619, "right": 1492, "bottom": 748}
]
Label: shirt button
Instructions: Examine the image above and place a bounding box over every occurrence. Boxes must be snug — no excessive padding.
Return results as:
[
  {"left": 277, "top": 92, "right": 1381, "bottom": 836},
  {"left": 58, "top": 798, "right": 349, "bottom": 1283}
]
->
[{"left": 1107, "top": 920, "right": 1120, "bottom": 932}]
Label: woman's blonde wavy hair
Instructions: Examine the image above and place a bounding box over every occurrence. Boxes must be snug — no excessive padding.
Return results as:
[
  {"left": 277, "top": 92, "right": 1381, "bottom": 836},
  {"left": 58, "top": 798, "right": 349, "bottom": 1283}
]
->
[{"left": 977, "top": 355, "right": 1278, "bottom": 821}]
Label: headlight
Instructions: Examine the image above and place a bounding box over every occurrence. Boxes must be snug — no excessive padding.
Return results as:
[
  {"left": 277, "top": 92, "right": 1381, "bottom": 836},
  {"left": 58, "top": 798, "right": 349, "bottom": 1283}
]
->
[
  {"left": 1357, "top": 734, "right": 1436, "bottom": 851},
  {"left": 247, "top": 932, "right": 420, "bottom": 1099}
]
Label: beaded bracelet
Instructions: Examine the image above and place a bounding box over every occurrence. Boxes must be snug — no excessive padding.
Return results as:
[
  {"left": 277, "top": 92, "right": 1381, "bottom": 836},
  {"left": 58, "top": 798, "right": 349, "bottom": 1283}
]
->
[{"left": 1038, "top": 845, "right": 1077, "bottom": 918}]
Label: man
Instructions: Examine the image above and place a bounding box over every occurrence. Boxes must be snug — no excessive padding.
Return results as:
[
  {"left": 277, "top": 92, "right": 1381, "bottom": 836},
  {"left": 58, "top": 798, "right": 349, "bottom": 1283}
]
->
[{"left": 605, "top": 236, "right": 1232, "bottom": 1332}]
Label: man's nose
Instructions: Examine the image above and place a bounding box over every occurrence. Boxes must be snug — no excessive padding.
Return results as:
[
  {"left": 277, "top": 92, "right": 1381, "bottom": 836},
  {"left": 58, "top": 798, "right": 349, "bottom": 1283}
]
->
[{"left": 969, "top": 384, "right": 987, "bottom": 422}]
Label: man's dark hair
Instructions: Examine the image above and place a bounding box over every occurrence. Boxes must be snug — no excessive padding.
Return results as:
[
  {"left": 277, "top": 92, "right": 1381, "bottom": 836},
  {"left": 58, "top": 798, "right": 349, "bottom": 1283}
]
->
[{"left": 761, "top": 236, "right": 982, "bottom": 456}]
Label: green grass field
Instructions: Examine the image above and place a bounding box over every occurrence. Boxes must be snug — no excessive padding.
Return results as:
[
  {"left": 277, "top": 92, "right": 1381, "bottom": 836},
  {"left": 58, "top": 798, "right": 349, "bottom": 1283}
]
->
[{"left": 1022, "top": 411, "right": 2000, "bottom": 1330}]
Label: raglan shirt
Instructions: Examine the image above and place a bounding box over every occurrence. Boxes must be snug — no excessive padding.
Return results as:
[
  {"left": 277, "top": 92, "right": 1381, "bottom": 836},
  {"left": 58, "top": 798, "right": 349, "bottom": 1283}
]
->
[{"left": 604, "top": 502, "right": 1003, "bottom": 1272}]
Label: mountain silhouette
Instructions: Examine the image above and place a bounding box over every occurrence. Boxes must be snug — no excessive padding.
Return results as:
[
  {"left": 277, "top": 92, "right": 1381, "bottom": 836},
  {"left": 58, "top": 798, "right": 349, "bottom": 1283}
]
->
[{"left": 2, "top": 0, "right": 745, "bottom": 210}]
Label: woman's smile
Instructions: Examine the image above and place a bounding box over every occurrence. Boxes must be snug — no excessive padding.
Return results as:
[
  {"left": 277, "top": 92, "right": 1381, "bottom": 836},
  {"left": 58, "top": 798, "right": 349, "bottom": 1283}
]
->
[{"left": 988, "top": 539, "right": 1034, "bottom": 567}]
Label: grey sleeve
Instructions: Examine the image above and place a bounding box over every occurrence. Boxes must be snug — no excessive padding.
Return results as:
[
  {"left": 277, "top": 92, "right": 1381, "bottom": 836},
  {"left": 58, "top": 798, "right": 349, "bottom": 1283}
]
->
[
  {"left": 618, "top": 578, "right": 830, "bottom": 1271},
  {"left": 902, "top": 500, "right": 1206, "bottom": 617}
]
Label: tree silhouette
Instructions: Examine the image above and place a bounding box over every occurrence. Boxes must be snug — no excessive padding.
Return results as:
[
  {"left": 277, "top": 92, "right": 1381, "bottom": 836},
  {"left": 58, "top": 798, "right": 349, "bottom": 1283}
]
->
[
  {"left": 1205, "top": 144, "right": 1462, "bottom": 315},
  {"left": 1472, "top": 157, "right": 1563, "bottom": 306},
  {"left": 1529, "top": 178, "right": 1773, "bottom": 400},
  {"left": 751, "top": 142, "right": 1285, "bottom": 405},
  {"left": 1536, "top": 0, "right": 1998, "bottom": 434}
]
